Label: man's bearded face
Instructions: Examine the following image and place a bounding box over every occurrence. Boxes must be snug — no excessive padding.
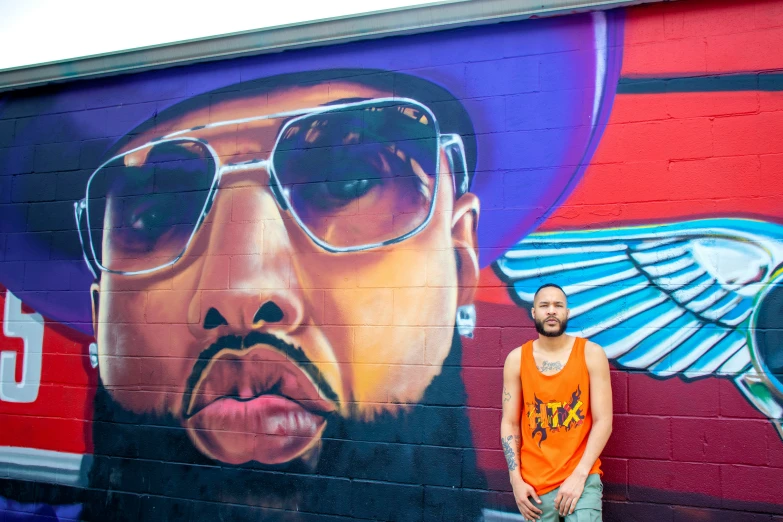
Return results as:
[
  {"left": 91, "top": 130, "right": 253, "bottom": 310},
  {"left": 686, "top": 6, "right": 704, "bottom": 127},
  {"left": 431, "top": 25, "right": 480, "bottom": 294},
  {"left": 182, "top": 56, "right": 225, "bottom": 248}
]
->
[
  {"left": 532, "top": 286, "right": 569, "bottom": 338},
  {"left": 534, "top": 315, "right": 568, "bottom": 337},
  {"left": 91, "top": 81, "right": 480, "bottom": 468}
]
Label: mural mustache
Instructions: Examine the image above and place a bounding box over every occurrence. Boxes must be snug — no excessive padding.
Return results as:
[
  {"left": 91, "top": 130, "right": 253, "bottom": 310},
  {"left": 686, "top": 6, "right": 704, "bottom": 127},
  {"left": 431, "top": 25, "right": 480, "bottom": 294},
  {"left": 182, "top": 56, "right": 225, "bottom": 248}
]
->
[{"left": 180, "top": 331, "right": 339, "bottom": 467}]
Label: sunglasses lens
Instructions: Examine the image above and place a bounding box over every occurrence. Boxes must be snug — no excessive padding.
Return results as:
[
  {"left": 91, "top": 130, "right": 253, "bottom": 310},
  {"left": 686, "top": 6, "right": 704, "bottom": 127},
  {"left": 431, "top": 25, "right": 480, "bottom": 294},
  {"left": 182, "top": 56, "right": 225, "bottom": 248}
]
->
[
  {"left": 87, "top": 140, "right": 215, "bottom": 272},
  {"left": 272, "top": 101, "right": 440, "bottom": 249}
]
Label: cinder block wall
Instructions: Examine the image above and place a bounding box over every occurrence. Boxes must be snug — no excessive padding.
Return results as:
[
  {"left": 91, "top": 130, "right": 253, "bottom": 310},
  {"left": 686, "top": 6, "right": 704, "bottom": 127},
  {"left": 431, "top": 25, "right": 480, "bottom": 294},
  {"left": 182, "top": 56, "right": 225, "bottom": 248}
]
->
[{"left": 1, "top": 0, "right": 782, "bottom": 520}]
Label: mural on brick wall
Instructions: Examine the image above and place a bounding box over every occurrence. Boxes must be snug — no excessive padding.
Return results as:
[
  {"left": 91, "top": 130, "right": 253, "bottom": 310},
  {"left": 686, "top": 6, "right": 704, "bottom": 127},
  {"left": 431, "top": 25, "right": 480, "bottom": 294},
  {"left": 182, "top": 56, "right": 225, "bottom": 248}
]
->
[
  {"left": 496, "top": 218, "right": 783, "bottom": 436},
  {"left": 1, "top": 0, "right": 782, "bottom": 520}
]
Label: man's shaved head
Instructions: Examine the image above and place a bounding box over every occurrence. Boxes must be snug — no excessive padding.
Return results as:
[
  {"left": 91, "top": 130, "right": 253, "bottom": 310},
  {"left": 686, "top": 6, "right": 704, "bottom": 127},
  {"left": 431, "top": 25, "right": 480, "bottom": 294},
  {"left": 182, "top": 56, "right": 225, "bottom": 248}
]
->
[{"left": 533, "top": 283, "right": 567, "bottom": 304}]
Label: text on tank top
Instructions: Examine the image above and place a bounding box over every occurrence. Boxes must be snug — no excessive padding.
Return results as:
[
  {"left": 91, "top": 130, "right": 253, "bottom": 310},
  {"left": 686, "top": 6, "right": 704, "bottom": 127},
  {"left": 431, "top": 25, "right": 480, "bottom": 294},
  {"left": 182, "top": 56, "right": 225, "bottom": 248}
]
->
[{"left": 519, "top": 337, "right": 602, "bottom": 495}]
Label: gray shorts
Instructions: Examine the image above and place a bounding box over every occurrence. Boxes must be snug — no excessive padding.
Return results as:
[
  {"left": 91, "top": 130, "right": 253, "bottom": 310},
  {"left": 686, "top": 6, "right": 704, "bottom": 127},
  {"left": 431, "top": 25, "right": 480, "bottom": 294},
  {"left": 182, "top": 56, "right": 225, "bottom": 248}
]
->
[{"left": 526, "top": 473, "right": 603, "bottom": 522}]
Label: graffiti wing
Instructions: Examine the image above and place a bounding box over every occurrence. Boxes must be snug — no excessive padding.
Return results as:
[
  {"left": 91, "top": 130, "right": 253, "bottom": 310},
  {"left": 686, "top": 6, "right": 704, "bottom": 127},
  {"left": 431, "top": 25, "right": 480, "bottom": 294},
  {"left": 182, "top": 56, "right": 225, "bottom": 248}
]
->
[{"left": 495, "top": 218, "right": 783, "bottom": 379}]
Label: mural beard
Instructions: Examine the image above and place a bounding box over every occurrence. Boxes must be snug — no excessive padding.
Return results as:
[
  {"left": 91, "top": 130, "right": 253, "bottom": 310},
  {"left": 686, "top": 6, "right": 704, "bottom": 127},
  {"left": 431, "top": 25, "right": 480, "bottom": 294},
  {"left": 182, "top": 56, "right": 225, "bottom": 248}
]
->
[{"left": 83, "top": 327, "right": 484, "bottom": 521}]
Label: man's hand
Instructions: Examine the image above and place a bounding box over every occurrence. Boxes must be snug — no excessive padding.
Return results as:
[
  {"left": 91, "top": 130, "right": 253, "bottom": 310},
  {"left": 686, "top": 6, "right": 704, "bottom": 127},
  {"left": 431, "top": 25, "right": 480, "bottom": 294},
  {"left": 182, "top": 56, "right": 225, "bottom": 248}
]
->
[
  {"left": 511, "top": 476, "right": 543, "bottom": 521},
  {"left": 554, "top": 470, "right": 587, "bottom": 516}
]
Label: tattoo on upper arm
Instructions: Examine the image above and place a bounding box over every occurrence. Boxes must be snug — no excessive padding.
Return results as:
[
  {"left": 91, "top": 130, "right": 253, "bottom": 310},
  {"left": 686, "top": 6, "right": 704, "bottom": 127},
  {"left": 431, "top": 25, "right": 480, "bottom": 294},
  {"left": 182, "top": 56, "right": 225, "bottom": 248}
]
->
[
  {"left": 502, "top": 435, "right": 517, "bottom": 471},
  {"left": 503, "top": 386, "right": 511, "bottom": 404}
]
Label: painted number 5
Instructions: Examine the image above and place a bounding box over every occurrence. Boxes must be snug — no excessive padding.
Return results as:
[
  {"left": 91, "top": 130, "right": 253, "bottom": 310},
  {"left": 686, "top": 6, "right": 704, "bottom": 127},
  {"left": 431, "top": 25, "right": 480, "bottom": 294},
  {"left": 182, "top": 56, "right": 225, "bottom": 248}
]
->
[{"left": 1, "top": 290, "right": 44, "bottom": 403}]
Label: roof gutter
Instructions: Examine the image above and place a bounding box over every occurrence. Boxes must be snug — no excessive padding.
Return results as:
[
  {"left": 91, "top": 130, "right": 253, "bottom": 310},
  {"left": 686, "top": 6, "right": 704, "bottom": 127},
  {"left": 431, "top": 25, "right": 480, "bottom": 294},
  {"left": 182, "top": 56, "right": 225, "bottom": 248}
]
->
[{"left": 0, "top": 0, "right": 667, "bottom": 93}]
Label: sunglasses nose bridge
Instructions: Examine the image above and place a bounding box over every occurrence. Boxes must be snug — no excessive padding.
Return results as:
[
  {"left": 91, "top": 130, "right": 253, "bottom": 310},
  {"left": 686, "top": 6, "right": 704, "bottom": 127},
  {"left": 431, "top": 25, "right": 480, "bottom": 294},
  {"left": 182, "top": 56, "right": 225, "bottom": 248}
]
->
[
  {"left": 217, "top": 159, "right": 289, "bottom": 211},
  {"left": 218, "top": 159, "right": 273, "bottom": 185}
]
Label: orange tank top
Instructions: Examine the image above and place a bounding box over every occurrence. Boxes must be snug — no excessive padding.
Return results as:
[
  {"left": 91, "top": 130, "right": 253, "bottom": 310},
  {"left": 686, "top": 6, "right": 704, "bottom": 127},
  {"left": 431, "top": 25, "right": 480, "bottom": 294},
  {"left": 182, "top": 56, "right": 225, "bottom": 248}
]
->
[{"left": 519, "top": 337, "right": 602, "bottom": 495}]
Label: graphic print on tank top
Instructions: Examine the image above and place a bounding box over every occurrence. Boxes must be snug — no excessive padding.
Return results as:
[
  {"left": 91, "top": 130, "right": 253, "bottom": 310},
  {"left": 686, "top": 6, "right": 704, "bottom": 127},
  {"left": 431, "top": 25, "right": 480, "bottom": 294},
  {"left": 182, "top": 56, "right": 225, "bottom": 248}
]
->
[
  {"left": 526, "top": 385, "right": 585, "bottom": 446},
  {"left": 519, "top": 337, "right": 601, "bottom": 495}
]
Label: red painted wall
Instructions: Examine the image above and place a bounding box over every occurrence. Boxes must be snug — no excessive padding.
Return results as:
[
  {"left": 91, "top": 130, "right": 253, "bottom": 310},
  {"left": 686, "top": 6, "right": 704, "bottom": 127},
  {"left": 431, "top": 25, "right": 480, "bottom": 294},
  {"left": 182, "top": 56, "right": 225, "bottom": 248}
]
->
[{"left": 1, "top": 0, "right": 782, "bottom": 520}]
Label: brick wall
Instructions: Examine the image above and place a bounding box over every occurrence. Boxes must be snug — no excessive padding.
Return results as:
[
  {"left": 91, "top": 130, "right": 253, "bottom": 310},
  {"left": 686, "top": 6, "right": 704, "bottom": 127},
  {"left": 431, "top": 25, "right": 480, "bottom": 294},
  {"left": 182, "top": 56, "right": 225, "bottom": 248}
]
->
[{"left": 1, "top": 0, "right": 782, "bottom": 520}]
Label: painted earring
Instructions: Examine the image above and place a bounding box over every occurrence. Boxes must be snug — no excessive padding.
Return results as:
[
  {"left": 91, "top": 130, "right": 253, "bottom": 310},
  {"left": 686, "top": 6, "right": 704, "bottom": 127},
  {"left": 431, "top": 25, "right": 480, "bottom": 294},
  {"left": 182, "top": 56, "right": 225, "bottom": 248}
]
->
[
  {"left": 89, "top": 343, "right": 99, "bottom": 369},
  {"left": 456, "top": 304, "right": 476, "bottom": 338}
]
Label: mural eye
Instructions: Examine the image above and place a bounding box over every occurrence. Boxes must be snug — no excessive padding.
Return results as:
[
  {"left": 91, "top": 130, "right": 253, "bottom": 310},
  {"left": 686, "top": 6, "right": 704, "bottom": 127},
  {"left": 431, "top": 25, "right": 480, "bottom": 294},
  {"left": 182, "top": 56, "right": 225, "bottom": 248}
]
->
[
  {"left": 324, "top": 178, "right": 375, "bottom": 202},
  {"left": 113, "top": 193, "right": 188, "bottom": 253},
  {"left": 290, "top": 177, "right": 381, "bottom": 212},
  {"left": 129, "top": 199, "right": 166, "bottom": 230}
]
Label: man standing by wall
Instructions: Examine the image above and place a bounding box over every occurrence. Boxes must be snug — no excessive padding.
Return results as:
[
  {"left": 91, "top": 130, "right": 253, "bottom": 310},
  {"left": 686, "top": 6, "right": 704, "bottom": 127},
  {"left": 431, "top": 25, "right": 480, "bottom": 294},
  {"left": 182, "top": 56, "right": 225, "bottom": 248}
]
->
[{"left": 501, "top": 283, "right": 613, "bottom": 521}]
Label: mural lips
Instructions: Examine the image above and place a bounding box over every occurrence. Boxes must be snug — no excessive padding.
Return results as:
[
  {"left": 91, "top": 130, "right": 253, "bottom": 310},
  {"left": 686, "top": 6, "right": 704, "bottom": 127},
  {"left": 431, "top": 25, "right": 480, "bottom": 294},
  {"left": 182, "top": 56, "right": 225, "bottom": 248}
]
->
[{"left": 182, "top": 332, "right": 338, "bottom": 465}]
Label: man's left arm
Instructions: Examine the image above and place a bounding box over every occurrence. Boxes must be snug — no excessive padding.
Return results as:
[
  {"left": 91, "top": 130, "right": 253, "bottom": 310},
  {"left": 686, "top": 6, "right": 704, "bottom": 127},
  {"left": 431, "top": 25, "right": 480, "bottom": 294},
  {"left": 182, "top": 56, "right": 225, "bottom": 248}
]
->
[{"left": 554, "top": 341, "right": 613, "bottom": 516}]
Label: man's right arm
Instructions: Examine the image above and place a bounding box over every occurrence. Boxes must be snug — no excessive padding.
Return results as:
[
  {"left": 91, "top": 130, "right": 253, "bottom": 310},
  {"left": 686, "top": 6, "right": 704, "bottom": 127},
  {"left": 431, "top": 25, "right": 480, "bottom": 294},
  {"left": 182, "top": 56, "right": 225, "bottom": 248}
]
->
[{"left": 501, "top": 348, "right": 542, "bottom": 520}]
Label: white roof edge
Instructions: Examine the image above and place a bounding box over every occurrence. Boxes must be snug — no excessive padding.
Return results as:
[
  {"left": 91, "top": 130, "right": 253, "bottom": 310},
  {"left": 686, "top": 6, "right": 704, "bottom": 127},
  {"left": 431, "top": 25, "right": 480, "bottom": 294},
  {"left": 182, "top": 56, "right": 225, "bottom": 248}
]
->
[{"left": 0, "top": 0, "right": 663, "bottom": 93}]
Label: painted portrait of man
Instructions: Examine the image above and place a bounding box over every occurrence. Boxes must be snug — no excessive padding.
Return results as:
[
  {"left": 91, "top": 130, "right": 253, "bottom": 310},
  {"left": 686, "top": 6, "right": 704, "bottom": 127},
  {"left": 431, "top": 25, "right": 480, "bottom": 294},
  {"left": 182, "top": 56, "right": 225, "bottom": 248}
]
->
[
  {"left": 81, "top": 69, "right": 485, "bottom": 520},
  {"left": 0, "top": 11, "right": 622, "bottom": 522}
]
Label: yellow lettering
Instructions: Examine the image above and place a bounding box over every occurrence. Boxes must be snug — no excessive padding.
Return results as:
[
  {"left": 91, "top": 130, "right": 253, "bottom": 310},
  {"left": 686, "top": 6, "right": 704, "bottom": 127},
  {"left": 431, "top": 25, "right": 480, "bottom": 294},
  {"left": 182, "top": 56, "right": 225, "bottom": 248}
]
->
[
  {"left": 547, "top": 402, "right": 562, "bottom": 428},
  {"left": 528, "top": 404, "right": 547, "bottom": 430},
  {"left": 563, "top": 400, "right": 583, "bottom": 426}
]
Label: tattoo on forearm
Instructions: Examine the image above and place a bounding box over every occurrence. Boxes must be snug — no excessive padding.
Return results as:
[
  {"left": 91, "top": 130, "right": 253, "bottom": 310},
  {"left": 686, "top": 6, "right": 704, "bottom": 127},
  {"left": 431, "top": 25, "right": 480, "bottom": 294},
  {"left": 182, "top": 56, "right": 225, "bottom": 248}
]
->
[
  {"left": 503, "top": 386, "right": 511, "bottom": 404},
  {"left": 538, "top": 360, "right": 563, "bottom": 373},
  {"left": 502, "top": 435, "right": 517, "bottom": 471}
]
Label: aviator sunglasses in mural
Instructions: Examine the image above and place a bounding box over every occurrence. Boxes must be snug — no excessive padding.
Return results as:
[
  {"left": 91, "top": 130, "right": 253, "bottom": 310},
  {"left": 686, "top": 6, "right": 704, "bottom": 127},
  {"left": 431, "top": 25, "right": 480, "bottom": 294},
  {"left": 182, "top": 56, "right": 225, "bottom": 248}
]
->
[{"left": 73, "top": 97, "right": 469, "bottom": 276}]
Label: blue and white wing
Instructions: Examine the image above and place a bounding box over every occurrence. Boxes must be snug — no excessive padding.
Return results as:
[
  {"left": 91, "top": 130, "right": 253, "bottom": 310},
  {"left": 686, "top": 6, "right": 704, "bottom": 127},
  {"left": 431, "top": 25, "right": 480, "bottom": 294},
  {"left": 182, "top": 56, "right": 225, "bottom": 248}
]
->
[{"left": 495, "top": 218, "right": 783, "bottom": 380}]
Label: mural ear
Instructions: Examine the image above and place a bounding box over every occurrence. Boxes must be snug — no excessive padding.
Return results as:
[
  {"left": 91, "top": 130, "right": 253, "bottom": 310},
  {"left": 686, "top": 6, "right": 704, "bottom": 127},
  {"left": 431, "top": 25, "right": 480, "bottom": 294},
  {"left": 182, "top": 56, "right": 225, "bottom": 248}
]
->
[{"left": 452, "top": 193, "right": 480, "bottom": 310}]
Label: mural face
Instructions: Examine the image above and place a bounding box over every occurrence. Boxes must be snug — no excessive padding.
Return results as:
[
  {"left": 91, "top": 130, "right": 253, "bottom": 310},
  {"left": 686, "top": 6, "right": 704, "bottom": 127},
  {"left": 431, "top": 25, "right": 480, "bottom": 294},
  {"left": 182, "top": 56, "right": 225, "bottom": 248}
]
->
[
  {"left": 1, "top": 1, "right": 782, "bottom": 521},
  {"left": 86, "top": 80, "right": 479, "bottom": 469}
]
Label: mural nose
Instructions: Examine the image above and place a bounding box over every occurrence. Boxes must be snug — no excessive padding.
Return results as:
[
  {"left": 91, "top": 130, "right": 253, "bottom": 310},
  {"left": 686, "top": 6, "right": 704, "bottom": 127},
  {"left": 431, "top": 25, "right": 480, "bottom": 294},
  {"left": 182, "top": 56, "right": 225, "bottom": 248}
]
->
[
  {"left": 203, "top": 308, "right": 228, "bottom": 330},
  {"left": 200, "top": 298, "right": 296, "bottom": 333},
  {"left": 253, "top": 301, "right": 285, "bottom": 324}
]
